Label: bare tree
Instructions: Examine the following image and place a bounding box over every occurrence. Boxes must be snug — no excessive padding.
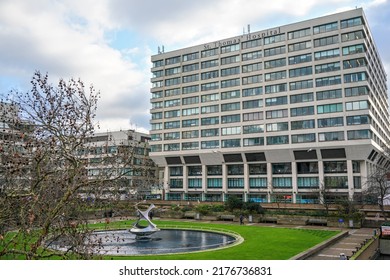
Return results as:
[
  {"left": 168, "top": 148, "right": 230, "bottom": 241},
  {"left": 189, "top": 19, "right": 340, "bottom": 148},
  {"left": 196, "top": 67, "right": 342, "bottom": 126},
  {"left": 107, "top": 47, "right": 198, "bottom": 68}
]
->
[
  {"left": 365, "top": 165, "right": 390, "bottom": 221},
  {"left": 0, "top": 71, "right": 123, "bottom": 259}
]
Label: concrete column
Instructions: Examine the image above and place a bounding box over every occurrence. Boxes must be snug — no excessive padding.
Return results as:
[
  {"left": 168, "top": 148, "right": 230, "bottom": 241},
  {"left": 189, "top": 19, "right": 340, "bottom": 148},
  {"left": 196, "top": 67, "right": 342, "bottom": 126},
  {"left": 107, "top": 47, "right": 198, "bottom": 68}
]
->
[
  {"left": 244, "top": 163, "right": 250, "bottom": 197},
  {"left": 347, "top": 160, "right": 354, "bottom": 200},
  {"left": 164, "top": 165, "right": 170, "bottom": 200},
  {"left": 267, "top": 162, "right": 273, "bottom": 203},
  {"left": 202, "top": 165, "right": 207, "bottom": 201},
  {"left": 222, "top": 163, "right": 228, "bottom": 201},
  {"left": 183, "top": 165, "right": 188, "bottom": 196},
  {"left": 318, "top": 161, "right": 324, "bottom": 204},
  {"left": 292, "top": 161, "right": 297, "bottom": 203}
]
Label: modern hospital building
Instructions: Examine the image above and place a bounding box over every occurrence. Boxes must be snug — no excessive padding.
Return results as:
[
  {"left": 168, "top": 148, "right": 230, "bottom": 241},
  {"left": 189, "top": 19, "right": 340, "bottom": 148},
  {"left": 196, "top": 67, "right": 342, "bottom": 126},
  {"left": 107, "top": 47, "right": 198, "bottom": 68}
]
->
[{"left": 149, "top": 8, "right": 390, "bottom": 203}]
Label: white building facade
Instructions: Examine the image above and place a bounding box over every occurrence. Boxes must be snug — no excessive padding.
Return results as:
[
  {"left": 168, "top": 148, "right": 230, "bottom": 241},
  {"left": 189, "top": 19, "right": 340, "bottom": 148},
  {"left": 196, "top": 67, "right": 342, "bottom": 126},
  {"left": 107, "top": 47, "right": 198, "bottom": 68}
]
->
[{"left": 149, "top": 8, "right": 390, "bottom": 203}]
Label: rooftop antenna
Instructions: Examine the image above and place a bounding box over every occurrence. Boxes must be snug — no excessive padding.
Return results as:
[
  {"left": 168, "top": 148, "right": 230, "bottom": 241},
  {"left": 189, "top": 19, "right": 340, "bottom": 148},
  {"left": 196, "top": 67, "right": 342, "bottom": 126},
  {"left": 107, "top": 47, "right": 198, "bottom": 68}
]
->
[
  {"left": 243, "top": 26, "right": 246, "bottom": 35},
  {"left": 162, "top": 45, "right": 165, "bottom": 53},
  {"left": 247, "top": 24, "right": 251, "bottom": 34},
  {"left": 158, "top": 46, "right": 161, "bottom": 54}
]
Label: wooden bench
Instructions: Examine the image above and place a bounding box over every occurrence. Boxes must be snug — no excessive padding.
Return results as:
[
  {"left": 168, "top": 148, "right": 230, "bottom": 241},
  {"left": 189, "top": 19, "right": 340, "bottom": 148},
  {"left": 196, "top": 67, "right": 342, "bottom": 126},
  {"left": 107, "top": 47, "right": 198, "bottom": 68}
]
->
[
  {"left": 184, "top": 212, "right": 197, "bottom": 219},
  {"left": 259, "top": 217, "right": 278, "bottom": 224},
  {"left": 306, "top": 218, "right": 327, "bottom": 226},
  {"left": 219, "top": 214, "right": 235, "bottom": 221}
]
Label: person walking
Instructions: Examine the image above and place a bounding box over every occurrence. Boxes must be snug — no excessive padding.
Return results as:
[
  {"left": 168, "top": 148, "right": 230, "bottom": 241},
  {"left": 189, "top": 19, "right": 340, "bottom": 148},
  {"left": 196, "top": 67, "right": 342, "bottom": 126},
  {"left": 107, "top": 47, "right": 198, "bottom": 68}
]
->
[{"left": 239, "top": 214, "right": 244, "bottom": 225}]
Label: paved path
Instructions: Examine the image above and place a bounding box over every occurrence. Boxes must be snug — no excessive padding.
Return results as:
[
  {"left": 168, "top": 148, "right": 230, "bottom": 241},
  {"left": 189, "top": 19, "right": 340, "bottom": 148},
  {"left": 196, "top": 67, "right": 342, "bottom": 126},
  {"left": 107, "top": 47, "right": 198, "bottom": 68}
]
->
[{"left": 306, "top": 227, "right": 376, "bottom": 260}]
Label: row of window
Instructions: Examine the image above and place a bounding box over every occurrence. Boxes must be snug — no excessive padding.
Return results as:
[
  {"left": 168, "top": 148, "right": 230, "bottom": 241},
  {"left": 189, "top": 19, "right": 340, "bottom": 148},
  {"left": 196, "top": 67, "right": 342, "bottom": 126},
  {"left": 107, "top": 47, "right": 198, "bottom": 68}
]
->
[
  {"left": 152, "top": 17, "right": 363, "bottom": 68},
  {"left": 151, "top": 101, "right": 370, "bottom": 128},
  {"left": 153, "top": 43, "right": 366, "bottom": 83},
  {"left": 151, "top": 129, "right": 371, "bottom": 151},
  {"left": 169, "top": 161, "right": 360, "bottom": 176}
]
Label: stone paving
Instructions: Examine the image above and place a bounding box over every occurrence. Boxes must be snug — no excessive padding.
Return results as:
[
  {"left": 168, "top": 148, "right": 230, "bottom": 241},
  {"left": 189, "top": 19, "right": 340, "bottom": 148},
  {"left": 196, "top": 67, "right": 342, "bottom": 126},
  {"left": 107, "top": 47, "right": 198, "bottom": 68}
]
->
[{"left": 306, "top": 227, "right": 376, "bottom": 260}]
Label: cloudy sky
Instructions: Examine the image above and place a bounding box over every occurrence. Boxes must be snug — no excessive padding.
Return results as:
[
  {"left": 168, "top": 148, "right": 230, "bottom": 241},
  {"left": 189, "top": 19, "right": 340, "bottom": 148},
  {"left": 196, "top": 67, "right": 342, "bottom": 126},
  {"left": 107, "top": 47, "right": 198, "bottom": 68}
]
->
[{"left": 0, "top": 0, "right": 389, "bottom": 133}]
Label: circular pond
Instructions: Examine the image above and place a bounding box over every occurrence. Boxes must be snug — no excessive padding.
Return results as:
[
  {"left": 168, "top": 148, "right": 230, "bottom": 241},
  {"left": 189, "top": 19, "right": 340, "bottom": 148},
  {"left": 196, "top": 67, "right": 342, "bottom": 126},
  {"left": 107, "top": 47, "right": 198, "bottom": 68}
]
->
[{"left": 86, "top": 229, "right": 238, "bottom": 255}]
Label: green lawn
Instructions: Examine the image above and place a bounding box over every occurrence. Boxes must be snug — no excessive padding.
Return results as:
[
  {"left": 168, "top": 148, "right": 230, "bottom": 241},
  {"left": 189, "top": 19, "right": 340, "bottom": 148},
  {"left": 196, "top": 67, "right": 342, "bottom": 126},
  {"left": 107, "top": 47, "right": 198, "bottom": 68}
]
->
[{"left": 94, "top": 219, "right": 339, "bottom": 260}]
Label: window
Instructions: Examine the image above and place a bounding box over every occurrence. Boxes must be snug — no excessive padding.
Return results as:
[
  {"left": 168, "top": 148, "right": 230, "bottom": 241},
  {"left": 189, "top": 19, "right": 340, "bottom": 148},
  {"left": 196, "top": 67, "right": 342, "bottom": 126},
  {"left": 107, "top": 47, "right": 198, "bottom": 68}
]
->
[
  {"left": 201, "top": 116, "right": 219, "bottom": 126},
  {"left": 164, "top": 132, "right": 180, "bottom": 140},
  {"left": 164, "top": 143, "right": 180, "bottom": 151},
  {"left": 201, "top": 71, "right": 218, "bottom": 80},
  {"left": 264, "top": 33, "right": 286, "bottom": 45},
  {"left": 182, "top": 96, "right": 199, "bottom": 105},
  {"left": 345, "top": 100, "right": 369, "bottom": 111},
  {"left": 341, "top": 30, "right": 365, "bottom": 42},
  {"left": 243, "top": 124, "right": 264, "bottom": 134},
  {"left": 314, "top": 35, "right": 339, "bottom": 47},
  {"left": 249, "top": 177, "right": 267, "bottom": 187},
  {"left": 201, "top": 48, "right": 218, "bottom": 58},
  {"left": 315, "top": 75, "right": 341, "bottom": 87},
  {"left": 242, "top": 50, "right": 262, "bottom": 61},
  {"left": 289, "top": 53, "right": 312, "bottom": 65},
  {"left": 266, "top": 109, "right": 288, "bottom": 119},
  {"left": 297, "top": 162, "right": 318, "bottom": 174},
  {"left": 164, "top": 121, "right": 180, "bottom": 129},
  {"left": 272, "top": 163, "right": 292, "bottom": 174},
  {"left": 228, "top": 178, "right": 244, "bottom": 188},
  {"left": 317, "top": 103, "right": 343, "bottom": 114},
  {"left": 221, "top": 43, "right": 240, "bottom": 53},
  {"left": 249, "top": 164, "right": 267, "bottom": 174},
  {"left": 165, "top": 88, "right": 180, "bottom": 97},
  {"left": 221, "top": 102, "right": 240, "bottom": 112},
  {"left": 182, "top": 85, "right": 199, "bottom": 94},
  {"left": 264, "top": 46, "right": 286, "bottom": 57},
  {"left": 242, "top": 62, "right": 262, "bottom": 73},
  {"left": 243, "top": 99, "right": 263, "bottom": 109},
  {"left": 182, "top": 119, "right": 199, "bottom": 127},
  {"left": 347, "top": 129, "right": 371, "bottom": 140},
  {"left": 221, "top": 90, "right": 240, "bottom": 100},
  {"left": 182, "top": 63, "right": 199, "bottom": 73},
  {"left": 182, "top": 142, "right": 199, "bottom": 150},
  {"left": 288, "top": 41, "right": 311, "bottom": 52},
  {"left": 345, "top": 86, "right": 369, "bottom": 97},
  {"left": 165, "top": 77, "right": 181, "bottom": 86},
  {"left": 318, "top": 117, "right": 344, "bottom": 128},
  {"left": 266, "top": 96, "right": 288, "bottom": 107},
  {"left": 265, "top": 70, "right": 286, "bottom": 81},
  {"left": 264, "top": 58, "right": 286, "bottom": 69},
  {"left": 221, "top": 55, "right": 240, "bottom": 65},
  {"left": 290, "top": 92, "right": 313, "bottom": 104},
  {"left": 183, "top": 52, "right": 199, "bottom": 61},
  {"left": 288, "top": 28, "right": 311, "bottom": 40},
  {"left": 243, "top": 112, "right": 263, "bottom": 121},
  {"left": 342, "top": 44, "right": 365, "bottom": 55},
  {"left": 165, "top": 56, "right": 181, "bottom": 65},
  {"left": 152, "top": 70, "right": 163, "bottom": 78},
  {"left": 318, "top": 131, "right": 344, "bottom": 141},
  {"left": 289, "top": 79, "right": 313, "bottom": 90},
  {"left": 164, "top": 110, "right": 180, "bottom": 118},
  {"left": 243, "top": 87, "right": 263, "bottom": 97},
  {"left": 208, "top": 178, "right": 222, "bottom": 188},
  {"left": 265, "top": 83, "right": 287, "bottom": 94},
  {"left": 221, "top": 114, "right": 240, "bottom": 123},
  {"left": 201, "top": 128, "right": 219, "bottom": 137},
  {"left": 346, "top": 115, "right": 370, "bottom": 125},
  {"left": 324, "top": 176, "right": 348, "bottom": 189},
  {"left": 164, "top": 99, "right": 180, "bottom": 107},
  {"left": 289, "top": 66, "right": 313, "bottom": 78},
  {"left": 297, "top": 177, "right": 319, "bottom": 188},
  {"left": 243, "top": 137, "right": 264, "bottom": 147},
  {"left": 291, "top": 119, "right": 315, "bottom": 130},
  {"left": 343, "top": 58, "right": 367, "bottom": 69},
  {"left": 221, "top": 66, "right": 240, "bottom": 76},
  {"left": 165, "top": 66, "right": 181, "bottom": 76},
  {"left": 222, "top": 139, "right": 241, "bottom": 148},
  {"left": 152, "top": 91, "right": 163, "bottom": 99},
  {"left": 341, "top": 17, "right": 363, "bottom": 29},
  {"left": 315, "top": 62, "right": 340, "bottom": 74},
  {"left": 313, "top": 22, "right": 338, "bottom": 34},
  {"left": 291, "top": 133, "right": 315, "bottom": 143},
  {"left": 201, "top": 82, "right": 219, "bottom": 91},
  {"left": 272, "top": 177, "right": 292, "bottom": 188},
  {"left": 207, "top": 165, "right": 222, "bottom": 175},
  {"left": 188, "top": 178, "right": 202, "bottom": 188},
  {"left": 152, "top": 60, "right": 163, "bottom": 68},
  {"left": 170, "top": 166, "right": 183, "bottom": 176},
  {"left": 221, "top": 126, "right": 241, "bottom": 135},
  {"left": 151, "top": 123, "right": 162, "bottom": 130},
  {"left": 242, "top": 75, "right": 262, "bottom": 85},
  {"left": 182, "top": 107, "right": 199, "bottom": 116},
  {"left": 201, "top": 59, "right": 219, "bottom": 69},
  {"left": 316, "top": 89, "right": 342, "bottom": 100},
  {"left": 314, "top": 48, "right": 340, "bottom": 60},
  {"left": 242, "top": 38, "right": 262, "bottom": 49},
  {"left": 266, "top": 122, "right": 288, "bottom": 132},
  {"left": 221, "top": 78, "right": 240, "bottom": 88},
  {"left": 182, "top": 130, "right": 199, "bottom": 139},
  {"left": 290, "top": 106, "right": 314, "bottom": 117},
  {"left": 151, "top": 112, "right": 162, "bottom": 120},
  {"left": 201, "top": 140, "right": 219, "bottom": 149},
  {"left": 201, "top": 93, "right": 219, "bottom": 103},
  {"left": 344, "top": 72, "right": 367, "bottom": 83},
  {"left": 201, "top": 105, "right": 219, "bottom": 114},
  {"left": 267, "top": 135, "right": 289, "bottom": 145}
]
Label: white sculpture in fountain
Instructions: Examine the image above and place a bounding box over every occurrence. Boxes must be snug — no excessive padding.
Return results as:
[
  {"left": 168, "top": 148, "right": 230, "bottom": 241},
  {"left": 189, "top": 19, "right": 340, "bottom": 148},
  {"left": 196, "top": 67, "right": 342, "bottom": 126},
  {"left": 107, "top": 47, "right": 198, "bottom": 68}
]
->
[{"left": 129, "top": 203, "right": 160, "bottom": 238}]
